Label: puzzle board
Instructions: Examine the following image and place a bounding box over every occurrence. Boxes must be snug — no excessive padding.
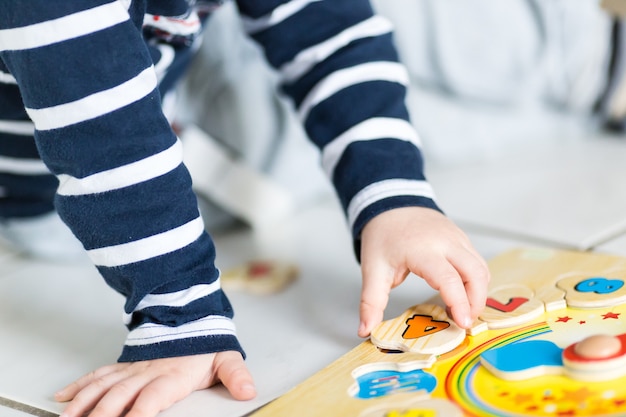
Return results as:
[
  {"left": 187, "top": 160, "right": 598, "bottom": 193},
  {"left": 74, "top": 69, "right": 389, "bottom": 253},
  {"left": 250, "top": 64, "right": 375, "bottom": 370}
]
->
[{"left": 251, "top": 248, "right": 626, "bottom": 417}]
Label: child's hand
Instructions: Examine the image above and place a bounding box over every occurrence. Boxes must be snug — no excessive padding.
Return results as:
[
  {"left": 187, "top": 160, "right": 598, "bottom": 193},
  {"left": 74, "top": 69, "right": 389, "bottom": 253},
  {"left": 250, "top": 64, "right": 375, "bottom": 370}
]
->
[
  {"left": 358, "top": 207, "right": 490, "bottom": 337},
  {"left": 55, "top": 351, "right": 255, "bottom": 417}
]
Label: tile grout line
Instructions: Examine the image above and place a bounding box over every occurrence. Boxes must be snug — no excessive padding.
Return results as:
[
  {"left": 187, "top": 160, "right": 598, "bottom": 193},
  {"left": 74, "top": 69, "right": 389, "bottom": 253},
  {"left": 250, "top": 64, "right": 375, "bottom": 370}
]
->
[
  {"left": 0, "top": 397, "right": 58, "bottom": 417},
  {"left": 242, "top": 402, "right": 271, "bottom": 417}
]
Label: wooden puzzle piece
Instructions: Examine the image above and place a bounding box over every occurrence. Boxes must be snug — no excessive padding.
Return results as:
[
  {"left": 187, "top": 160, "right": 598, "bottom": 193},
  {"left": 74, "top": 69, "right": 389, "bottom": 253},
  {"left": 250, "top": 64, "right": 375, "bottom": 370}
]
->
[
  {"left": 472, "top": 267, "right": 626, "bottom": 335},
  {"left": 351, "top": 355, "right": 437, "bottom": 378},
  {"left": 556, "top": 273, "right": 626, "bottom": 308},
  {"left": 476, "top": 284, "right": 544, "bottom": 330},
  {"left": 480, "top": 340, "right": 564, "bottom": 380},
  {"left": 533, "top": 275, "right": 568, "bottom": 312},
  {"left": 487, "top": 248, "right": 568, "bottom": 313},
  {"left": 466, "top": 318, "right": 488, "bottom": 336},
  {"left": 370, "top": 304, "right": 465, "bottom": 355},
  {"left": 249, "top": 249, "right": 626, "bottom": 417},
  {"left": 359, "top": 398, "right": 463, "bottom": 417},
  {"left": 563, "top": 333, "right": 626, "bottom": 381},
  {"left": 348, "top": 365, "right": 436, "bottom": 400},
  {"left": 481, "top": 333, "right": 626, "bottom": 382},
  {"left": 220, "top": 260, "right": 298, "bottom": 295}
]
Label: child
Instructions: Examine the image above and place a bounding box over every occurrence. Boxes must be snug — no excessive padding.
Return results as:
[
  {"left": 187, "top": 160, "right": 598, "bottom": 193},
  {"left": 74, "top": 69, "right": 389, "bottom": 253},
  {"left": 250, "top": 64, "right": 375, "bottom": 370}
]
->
[{"left": 0, "top": 1, "right": 490, "bottom": 417}]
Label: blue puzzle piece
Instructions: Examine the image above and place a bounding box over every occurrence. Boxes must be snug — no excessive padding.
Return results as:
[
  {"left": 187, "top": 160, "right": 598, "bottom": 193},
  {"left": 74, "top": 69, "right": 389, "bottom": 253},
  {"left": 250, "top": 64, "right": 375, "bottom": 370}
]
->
[
  {"left": 353, "top": 369, "right": 437, "bottom": 399},
  {"left": 575, "top": 277, "right": 624, "bottom": 294},
  {"left": 481, "top": 340, "right": 563, "bottom": 374}
]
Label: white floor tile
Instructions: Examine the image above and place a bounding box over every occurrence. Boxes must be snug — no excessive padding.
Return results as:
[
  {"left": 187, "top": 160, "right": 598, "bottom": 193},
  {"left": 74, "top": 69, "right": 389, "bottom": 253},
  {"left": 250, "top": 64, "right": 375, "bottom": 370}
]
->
[
  {"left": 0, "top": 197, "right": 534, "bottom": 417},
  {"left": 593, "top": 233, "right": 626, "bottom": 256},
  {"left": 0, "top": 258, "right": 125, "bottom": 416},
  {"left": 428, "top": 133, "right": 626, "bottom": 250}
]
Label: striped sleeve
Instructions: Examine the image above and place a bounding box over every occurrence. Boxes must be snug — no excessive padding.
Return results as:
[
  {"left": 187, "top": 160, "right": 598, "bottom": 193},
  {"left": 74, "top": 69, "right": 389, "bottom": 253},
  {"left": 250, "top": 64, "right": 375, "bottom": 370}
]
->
[
  {"left": 236, "top": 0, "right": 442, "bottom": 255},
  {"left": 0, "top": 62, "right": 58, "bottom": 218},
  {"left": 0, "top": 1, "right": 244, "bottom": 362}
]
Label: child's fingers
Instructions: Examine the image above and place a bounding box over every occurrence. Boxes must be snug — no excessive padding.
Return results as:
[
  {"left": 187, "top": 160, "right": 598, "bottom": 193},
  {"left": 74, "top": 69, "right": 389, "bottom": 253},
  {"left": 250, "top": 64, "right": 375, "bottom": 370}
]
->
[
  {"left": 56, "top": 365, "right": 134, "bottom": 417},
  {"left": 55, "top": 364, "right": 127, "bottom": 402},
  {"left": 123, "top": 352, "right": 255, "bottom": 417},
  {"left": 214, "top": 351, "right": 256, "bottom": 401},
  {"left": 449, "top": 248, "right": 490, "bottom": 320},
  {"left": 419, "top": 260, "right": 473, "bottom": 329},
  {"left": 59, "top": 368, "right": 158, "bottom": 417},
  {"left": 71, "top": 373, "right": 155, "bottom": 417},
  {"left": 359, "top": 259, "right": 395, "bottom": 338},
  {"left": 122, "top": 375, "right": 189, "bottom": 417}
]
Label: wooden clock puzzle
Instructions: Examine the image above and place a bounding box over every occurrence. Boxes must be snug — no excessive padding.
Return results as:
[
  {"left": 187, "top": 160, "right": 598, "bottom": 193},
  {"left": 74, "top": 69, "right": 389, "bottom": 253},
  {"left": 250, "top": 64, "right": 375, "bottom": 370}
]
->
[{"left": 251, "top": 248, "right": 626, "bottom": 417}]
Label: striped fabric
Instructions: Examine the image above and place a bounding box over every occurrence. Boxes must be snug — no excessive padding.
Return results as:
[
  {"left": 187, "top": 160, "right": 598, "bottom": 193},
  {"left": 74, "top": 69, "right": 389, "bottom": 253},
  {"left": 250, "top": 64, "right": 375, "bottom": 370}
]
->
[
  {"left": 236, "top": 0, "right": 441, "bottom": 247},
  {"left": 0, "top": 0, "right": 242, "bottom": 362},
  {"left": 0, "top": 0, "right": 441, "bottom": 362}
]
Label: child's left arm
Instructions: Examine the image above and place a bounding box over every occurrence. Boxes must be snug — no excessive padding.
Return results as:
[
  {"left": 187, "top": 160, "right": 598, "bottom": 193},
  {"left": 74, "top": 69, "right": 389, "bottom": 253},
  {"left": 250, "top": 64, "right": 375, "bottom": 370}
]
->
[
  {"left": 358, "top": 206, "right": 490, "bottom": 336},
  {"left": 0, "top": 2, "right": 252, "bottom": 415},
  {"left": 54, "top": 351, "right": 254, "bottom": 417}
]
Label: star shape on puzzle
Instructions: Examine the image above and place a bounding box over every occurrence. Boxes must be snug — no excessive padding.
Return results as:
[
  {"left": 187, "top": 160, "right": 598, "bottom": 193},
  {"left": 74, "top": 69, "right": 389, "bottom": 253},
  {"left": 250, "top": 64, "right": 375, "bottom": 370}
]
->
[
  {"left": 513, "top": 393, "right": 534, "bottom": 405},
  {"left": 560, "top": 387, "right": 594, "bottom": 403}
]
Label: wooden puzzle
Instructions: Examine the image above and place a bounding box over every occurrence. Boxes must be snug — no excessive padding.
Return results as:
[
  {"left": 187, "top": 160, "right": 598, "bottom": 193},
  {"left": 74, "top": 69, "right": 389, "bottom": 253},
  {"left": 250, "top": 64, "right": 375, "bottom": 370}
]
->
[
  {"left": 220, "top": 260, "right": 298, "bottom": 295},
  {"left": 251, "top": 248, "right": 626, "bottom": 416}
]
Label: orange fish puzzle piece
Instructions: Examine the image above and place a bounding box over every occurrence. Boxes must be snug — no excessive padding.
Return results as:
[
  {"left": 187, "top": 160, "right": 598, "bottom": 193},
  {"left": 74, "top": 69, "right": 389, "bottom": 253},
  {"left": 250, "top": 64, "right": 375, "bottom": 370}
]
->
[
  {"left": 402, "top": 315, "right": 450, "bottom": 339},
  {"left": 371, "top": 304, "right": 465, "bottom": 355}
]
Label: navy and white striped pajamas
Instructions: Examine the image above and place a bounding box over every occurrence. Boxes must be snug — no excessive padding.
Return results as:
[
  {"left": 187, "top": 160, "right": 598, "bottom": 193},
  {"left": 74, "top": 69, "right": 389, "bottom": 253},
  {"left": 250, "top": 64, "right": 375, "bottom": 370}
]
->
[{"left": 0, "top": 0, "right": 440, "bottom": 362}]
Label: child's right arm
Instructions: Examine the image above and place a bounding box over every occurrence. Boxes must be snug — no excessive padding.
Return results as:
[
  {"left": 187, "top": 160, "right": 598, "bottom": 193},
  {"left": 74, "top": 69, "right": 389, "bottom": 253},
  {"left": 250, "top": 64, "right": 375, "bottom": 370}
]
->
[
  {"left": 358, "top": 206, "right": 490, "bottom": 336},
  {"left": 235, "top": 0, "right": 490, "bottom": 330}
]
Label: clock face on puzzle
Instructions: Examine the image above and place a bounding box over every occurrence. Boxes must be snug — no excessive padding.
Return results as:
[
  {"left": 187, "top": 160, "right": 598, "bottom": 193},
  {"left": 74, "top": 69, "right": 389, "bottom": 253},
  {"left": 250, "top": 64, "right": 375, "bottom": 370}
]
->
[
  {"left": 446, "top": 304, "right": 626, "bottom": 416},
  {"left": 364, "top": 269, "right": 626, "bottom": 416}
]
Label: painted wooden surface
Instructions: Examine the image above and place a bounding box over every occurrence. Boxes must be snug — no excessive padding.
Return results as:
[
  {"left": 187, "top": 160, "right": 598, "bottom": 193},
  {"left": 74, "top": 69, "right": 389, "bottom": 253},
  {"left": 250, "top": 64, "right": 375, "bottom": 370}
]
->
[
  {"left": 252, "top": 248, "right": 626, "bottom": 417},
  {"left": 371, "top": 304, "right": 465, "bottom": 356},
  {"left": 220, "top": 260, "right": 298, "bottom": 295}
]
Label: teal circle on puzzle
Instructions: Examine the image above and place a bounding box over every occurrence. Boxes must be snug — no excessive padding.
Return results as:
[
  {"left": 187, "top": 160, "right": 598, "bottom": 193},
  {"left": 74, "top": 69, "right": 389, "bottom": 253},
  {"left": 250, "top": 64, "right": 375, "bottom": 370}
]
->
[{"left": 575, "top": 277, "right": 624, "bottom": 294}]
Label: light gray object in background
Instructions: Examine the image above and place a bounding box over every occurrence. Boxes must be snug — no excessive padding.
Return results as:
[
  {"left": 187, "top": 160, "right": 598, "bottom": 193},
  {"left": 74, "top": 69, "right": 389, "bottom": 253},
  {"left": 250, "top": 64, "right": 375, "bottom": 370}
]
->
[
  {"left": 175, "top": 2, "right": 331, "bottom": 232},
  {"left": 371, "top": 0, "right": 615, "bottom": 164},
  {"left": 372, "top": 0, "right": 612, "bottom": 110},
  {"left": 176, "top": 0, "right": 618, "bottom": 227}
]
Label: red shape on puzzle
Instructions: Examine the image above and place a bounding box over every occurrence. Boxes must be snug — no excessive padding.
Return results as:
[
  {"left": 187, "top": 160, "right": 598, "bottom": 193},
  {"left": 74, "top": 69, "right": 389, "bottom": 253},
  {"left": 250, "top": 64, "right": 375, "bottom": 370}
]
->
[
  {"left": 248, "top": 262, "right": 272, "bottom": 279},
  {"left": 563, "top": 333, "right": 626, "bottom": 364},
  {"left": 402, "top": 314, "right": 450, "bottom": 339},
  {"left": 485, "top": 297, "right": 529, "bottom": 312}
]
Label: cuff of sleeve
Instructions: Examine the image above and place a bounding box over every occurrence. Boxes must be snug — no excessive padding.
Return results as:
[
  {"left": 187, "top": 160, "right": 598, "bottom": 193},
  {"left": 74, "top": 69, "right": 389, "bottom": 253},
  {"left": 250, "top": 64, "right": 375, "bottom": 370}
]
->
[
  {"left": 351, "top": 195, "right": 443, "bottom": 263},
  {"left": 118, "top": 334, "right": 245, "bottom": 362},
  {"left": 118, "top": 315, "right": 245, "bottom": 362}
]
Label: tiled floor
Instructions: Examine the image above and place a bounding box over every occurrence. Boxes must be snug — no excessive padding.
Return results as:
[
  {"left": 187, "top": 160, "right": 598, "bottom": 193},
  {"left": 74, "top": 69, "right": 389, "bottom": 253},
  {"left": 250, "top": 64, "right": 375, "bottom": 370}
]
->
[
  {"left": 1, "top": 131, "right": 626, "bottom": 417},
  {"left": 427, "top": 132, "right": 626, "bottom": 250}
]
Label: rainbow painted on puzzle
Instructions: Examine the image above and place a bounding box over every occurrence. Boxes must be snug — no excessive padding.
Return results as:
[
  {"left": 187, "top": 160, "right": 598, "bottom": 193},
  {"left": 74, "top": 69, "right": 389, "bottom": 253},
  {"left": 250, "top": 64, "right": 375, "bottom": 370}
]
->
[{"left": 431, "top": 304, "right": 626, "bottom": 416}]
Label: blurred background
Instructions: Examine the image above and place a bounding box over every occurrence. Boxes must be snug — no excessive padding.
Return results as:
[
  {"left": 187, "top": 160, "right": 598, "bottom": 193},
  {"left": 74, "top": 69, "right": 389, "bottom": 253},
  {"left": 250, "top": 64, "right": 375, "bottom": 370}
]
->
[
  {"left": 175, "top": 0, "right": 626, "bottom": 242},
  {"left": 3, "top": 2, "right": 626, "bottom": 417}
]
